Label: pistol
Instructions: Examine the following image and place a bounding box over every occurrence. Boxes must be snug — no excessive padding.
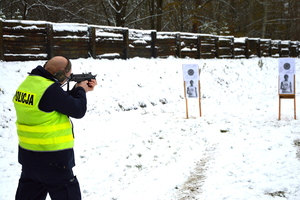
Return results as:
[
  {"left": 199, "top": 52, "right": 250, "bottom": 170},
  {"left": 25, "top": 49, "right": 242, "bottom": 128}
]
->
[{"left": 69, "top": 72, "right": 97, "bottom": 83}]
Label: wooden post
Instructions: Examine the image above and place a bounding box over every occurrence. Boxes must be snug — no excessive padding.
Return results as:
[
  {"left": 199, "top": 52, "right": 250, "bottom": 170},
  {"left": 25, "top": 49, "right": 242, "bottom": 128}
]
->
[
  {"left": 88, "top": 26, "right": 96, "bottom": 59},
  {"left": 278, "top": 95, "right": 281, "bottom": 120},
  {"left": 293, "top": 74, "right": 296, "bottom": 119},
  {"left": 278, "top": 94, "right": 296, "bottom": 120},
  {"left": 122, "top": 29, "right": 129, "bottom": 59},
  {"left": 46, "top": 23, "right": 54, "bottom": 59},
  {"left": 257, "top": 39, "right": 261, "bottom": 58},
  {"left": 294, "top": 95, "right": 296, "bottom": 119},
  {"left": 230, "top": 37, "right": 235, "bottom": 59},
  {"left": 297, "top": 42, "right": 299, "bottom": 57},
  {"left": 197, "top": 35, "right": 201, "bottom": 59},
  {"left": 215, "top": 36, "right": 219, "bottom": 58},
  {"left": 288, "top": 41, "right": 291, "bottom": 57},
  {"left": 151, "top": 31, "right": 157, "bottom": 58},
  {"left": 176, "top": 33, "right": 181, "bottom": 58},
  {"left": 268, "top": 39, "right": 272, "bottom": 57},
  {"left": 278, "top": 41, "right": 282, "bottom": 57},
  {"left": 0, "top": 20, "right": 4, "bottom": 61},
  {"left": 198, "top": 79, "right": 202, "bottom": 117},
  {"left": 245, "top": 37, "right": 249, "bottom": 59},
  {"left": 183, "top": 81, "right": 189, "bottom": 119}
]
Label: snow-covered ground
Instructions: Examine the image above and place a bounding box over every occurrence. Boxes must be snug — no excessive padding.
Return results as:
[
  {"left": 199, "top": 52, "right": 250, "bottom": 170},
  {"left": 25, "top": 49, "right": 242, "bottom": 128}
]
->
[{"left": 1, "top": 57, "right": 300, "bottom": 200}]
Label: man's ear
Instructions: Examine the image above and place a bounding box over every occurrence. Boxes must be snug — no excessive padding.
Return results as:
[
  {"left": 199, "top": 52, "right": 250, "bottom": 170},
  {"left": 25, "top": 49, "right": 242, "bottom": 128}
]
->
[{"left": 53, "top": 70, "right": 66, "bottom": 82}]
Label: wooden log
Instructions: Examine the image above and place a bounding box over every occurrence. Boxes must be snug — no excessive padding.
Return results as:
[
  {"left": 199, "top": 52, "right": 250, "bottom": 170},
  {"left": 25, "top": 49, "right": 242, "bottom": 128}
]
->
[
  {"left": 4, "top": 54, "right": 47, "bottom": 61},
  {"left": 2, "top": 21, "right": 46, "bottom": 28},
  {"left": 46, "top": 23, "right": 54, "bottom": 59},
  {"left": 151, "top": 31, "right": 157, "bottom": 58},
  {"left": 176, "top": 33, "right": 181, "bottom": 58},
  {"left": 88, "top": 26, "right": 96, "bottom": 58},
  {"left": 0, "top": 20, "right": 4, "bottom": 61},
  {"left": 197, "top": 35, "right": 201, "bottom": 58},
  {"left": 3, "top": 35, "right": 45, "bottom": 43},
  {"left": 122, "top": 29, "right": 129, "bottom": 59},
  {"left": 53, "top": 31, "right": 87, "bottom": 37}
]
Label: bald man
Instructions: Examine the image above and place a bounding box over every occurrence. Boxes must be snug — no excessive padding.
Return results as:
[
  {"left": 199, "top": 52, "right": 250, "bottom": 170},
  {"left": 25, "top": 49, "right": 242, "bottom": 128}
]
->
[{"left": 13, "top": 56, "right": 97, "bottom": 200}]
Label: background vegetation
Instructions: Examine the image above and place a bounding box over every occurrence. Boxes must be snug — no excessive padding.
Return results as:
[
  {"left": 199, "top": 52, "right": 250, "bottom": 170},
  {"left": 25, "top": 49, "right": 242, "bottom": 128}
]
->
[{"left": 1, "top": 0, "right": 300, "bottom": 40}]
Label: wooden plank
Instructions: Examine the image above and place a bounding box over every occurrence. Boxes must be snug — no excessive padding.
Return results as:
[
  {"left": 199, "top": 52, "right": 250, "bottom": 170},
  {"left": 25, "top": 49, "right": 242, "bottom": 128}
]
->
[
  {"left": 53, "top": 51, "right": 89, "bottom": 59},
  {"left": 181, "top": 51, "right": 198, "bottom": 59},
  {"left": 96, "top": 39, "right": 123, "bottom": 56},
  {"left": 54, "top": 37, "right": 88, "bottom": 43},
  {"left": 5, "top": 48, "right": 46, "bottom": 54},
  {"left": 3, "top": 21, "right": 46, "bottom": 28},
  {"left": 3, "top": 36, "right": 46, "bottom": 43},
  {"left": 219, "top": 48, "right": 233, "bottom": 56},
  {"left": 53, "top": 30, "right": 87, "bottom": 37},
  {"left": 4, "top": 54, "right": 47, "bottom": 61},
  {"left": 3, "top": 29, "right": 45, "bottom": 35}
]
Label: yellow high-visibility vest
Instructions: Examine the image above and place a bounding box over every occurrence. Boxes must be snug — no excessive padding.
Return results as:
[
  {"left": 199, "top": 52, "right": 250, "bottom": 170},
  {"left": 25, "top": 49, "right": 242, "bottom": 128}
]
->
[{"left": 13, "top": 75, "right": 74, "bottom": 152}]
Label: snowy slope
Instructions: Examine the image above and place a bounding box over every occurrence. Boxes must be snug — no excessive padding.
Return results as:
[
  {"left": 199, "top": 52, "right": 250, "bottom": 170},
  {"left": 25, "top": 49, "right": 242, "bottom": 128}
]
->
[{"left": 1, "top": 57, "right": 300, "bottom": 200}]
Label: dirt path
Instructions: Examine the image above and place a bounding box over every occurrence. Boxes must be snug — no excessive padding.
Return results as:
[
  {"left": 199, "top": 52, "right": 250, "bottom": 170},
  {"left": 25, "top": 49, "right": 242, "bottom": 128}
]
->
[{"left": 175, "top": 146, "right": 216, "bottom": 199}]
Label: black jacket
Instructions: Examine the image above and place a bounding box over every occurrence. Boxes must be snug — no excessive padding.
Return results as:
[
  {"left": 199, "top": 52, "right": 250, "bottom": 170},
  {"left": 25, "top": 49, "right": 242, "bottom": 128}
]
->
[{"left": 18, "top": 66, "right": 87, "bottom": 170}]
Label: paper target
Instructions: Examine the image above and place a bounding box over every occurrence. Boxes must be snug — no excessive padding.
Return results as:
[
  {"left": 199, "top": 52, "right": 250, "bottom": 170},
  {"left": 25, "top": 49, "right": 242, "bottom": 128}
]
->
[
  {"left": 278, "top": 58, "right": 295, "bottom": 75},
  {"left": 182, "top": 64, "right": 200, "bottom": 81}
]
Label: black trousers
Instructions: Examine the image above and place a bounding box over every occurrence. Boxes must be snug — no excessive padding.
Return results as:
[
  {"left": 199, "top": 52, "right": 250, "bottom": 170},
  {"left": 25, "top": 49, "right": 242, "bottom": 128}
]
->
[{"left": 15, "top": 167, "right": 81, "bottom": 200}]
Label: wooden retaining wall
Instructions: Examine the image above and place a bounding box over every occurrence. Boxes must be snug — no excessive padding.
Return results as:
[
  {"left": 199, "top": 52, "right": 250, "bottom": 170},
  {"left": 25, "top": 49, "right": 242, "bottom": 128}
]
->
[{"left": 0, "top": 19, "right": 299, "bottom": 61}]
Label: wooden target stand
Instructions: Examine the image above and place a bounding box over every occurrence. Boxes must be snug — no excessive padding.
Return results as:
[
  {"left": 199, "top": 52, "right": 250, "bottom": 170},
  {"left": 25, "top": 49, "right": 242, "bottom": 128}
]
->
[
  {"left": 183, "top": 79, "right": 202, "bottom": 119},
  {"left": 278, "top": 75, "right": 296, "bottom": 120}
]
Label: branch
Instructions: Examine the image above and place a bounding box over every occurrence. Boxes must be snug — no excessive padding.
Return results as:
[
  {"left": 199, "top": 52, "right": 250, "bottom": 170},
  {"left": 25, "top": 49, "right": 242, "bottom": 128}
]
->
[{"left": 124, "top": 0, "right": 147, "bottom": 20}]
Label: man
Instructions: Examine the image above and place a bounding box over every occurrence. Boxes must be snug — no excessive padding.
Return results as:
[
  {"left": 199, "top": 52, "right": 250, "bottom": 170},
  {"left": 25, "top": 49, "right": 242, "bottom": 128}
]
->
[
  {"left": 13, "top": 56, "right": 97, "bottom": 200},
  {"left": 280, "top": 74, "right": 292, "bottom": 94},
  {"left": 187, "top": 80, "right": 197, "bottom": 98}
]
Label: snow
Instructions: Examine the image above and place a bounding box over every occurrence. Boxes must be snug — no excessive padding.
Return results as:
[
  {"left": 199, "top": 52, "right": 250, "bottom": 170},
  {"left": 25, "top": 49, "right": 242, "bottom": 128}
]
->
[
  {"left": 53, "top": 23, "right": 88, "bottom": 32},
  {"left": 1, "top": 57, "right": 300, "bottom": 200}
]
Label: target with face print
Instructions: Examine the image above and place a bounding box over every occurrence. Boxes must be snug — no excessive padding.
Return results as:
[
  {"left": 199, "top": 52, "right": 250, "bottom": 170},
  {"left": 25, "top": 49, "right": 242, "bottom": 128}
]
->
[
  {"left": 279, "top": 73, "right": 294, "bottom": 94},
  {"left": 182, "top": 64, "right": 200, "bottom": 99},
  {"left": 277, "top": 58, "right": 296, "bottom": 120}
]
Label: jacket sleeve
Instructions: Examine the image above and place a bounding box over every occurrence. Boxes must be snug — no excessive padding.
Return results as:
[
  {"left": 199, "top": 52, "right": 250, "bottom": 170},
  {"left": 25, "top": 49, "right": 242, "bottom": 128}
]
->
[{"left": 39, "top": 83, "right": 87, "bottom": 118}]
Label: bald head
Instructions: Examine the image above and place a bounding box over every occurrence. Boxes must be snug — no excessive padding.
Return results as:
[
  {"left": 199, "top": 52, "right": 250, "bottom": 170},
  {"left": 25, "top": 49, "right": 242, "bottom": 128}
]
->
[
  {"left": 44, "top": 56, "right": 69, "bottom": 74},
  {"left": 44, "top": 56, "right": 72, "bottom": 83}
]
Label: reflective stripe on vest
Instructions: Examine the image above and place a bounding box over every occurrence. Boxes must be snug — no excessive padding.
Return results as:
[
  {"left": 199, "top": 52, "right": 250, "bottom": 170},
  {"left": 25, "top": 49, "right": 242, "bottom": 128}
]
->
[
  {"left": 19, "top": 134, "right": 73, "bottom": 145},
  {"left": 13, "top": 75, "right": 74, "bottom": 152},
  {"left": 16, "top": 121, "right": 71, "bottom": 133}
]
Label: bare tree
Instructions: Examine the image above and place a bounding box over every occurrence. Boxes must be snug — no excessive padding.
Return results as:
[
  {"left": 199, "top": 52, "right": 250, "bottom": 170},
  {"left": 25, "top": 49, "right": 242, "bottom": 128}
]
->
[{"left": 0, "top": 0, "right": 299, "bottom": 40}]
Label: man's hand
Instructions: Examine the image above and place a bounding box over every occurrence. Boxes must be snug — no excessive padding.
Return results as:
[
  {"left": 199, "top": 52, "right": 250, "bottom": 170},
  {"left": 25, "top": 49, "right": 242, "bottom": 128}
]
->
[
  {"left": 76, "top": 79, "right": 97, "bottom": 92},
  {"left": 87, "top": 79, "right": 97, "bottom": 91}
]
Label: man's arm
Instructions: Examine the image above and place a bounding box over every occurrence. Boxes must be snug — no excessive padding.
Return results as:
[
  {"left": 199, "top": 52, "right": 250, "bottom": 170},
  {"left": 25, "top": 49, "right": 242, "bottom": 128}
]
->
[{"left": 39, "top": 83, "right": 87, "bottom": 118}]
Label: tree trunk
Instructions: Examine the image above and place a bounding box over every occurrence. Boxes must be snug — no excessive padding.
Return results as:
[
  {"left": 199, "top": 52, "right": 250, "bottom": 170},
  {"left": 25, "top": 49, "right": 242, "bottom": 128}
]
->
[
  {"left": 115, "top": 0, "right": 128, "bottom": 27},
  {"left": 149, "top": 0, "right": 155, "bottom": 29},
  {"left": 261, "top": 0, "right": 268, "bottom": 38},
  {"left": 156, "top": 0, "right": 163, "bottom": 31}
]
